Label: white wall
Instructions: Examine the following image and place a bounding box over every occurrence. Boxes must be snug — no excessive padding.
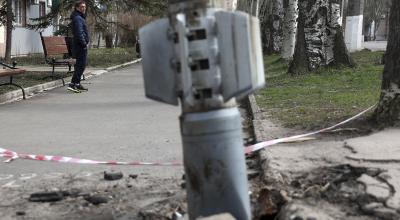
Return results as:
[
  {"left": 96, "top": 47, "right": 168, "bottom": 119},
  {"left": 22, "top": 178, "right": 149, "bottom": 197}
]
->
[
  {"left": 12, "top": 27, "right": 52, "bottom": 56},
  {"left": 345, "top": 15, "right": 363, "bottom": 52},
  {"left": 11, "top": 0, "right": 54, "bottom": 56}
]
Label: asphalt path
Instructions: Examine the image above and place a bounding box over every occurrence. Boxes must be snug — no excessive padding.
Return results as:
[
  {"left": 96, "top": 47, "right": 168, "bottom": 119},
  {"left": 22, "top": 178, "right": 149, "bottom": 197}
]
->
[{"left": 0, "top": 64, "right": 183, "bottom": 181}]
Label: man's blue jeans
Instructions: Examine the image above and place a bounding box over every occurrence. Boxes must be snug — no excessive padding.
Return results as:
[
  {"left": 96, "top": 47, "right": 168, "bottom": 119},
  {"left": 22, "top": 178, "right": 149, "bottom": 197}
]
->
[{"left": 71, "top": 43, "right": 87, "bottom": 85}]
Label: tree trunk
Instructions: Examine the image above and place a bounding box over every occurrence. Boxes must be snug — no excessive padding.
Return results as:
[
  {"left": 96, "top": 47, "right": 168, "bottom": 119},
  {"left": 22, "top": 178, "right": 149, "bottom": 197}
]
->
[
  {"left": 289, "top": 0, "right": 353, "bottom": 74},
  {"left": 331, "top": 27, "right": 355, "bottom": 67},
  {"left": 266, "top": 0, "right": 283, "bottom": 54},
  {"left": 330, "top": 1, "right": 355, "bottom": 67},
  {"left": 97, "top": 33, "right": 101, "bottom": 49},
  {"left": 372, "top": 0, "right": 400, "bottom": 126},
  {"left": 258, "top": 0, "right": 272, "bottom": 52},
  {"left": 281, "top": 0, "right": 298, "bottom": 60},
  {"left": 105, "top": 33, "right": 113, "bottom": 48},
  {"left": 5, "top": 0, "right": 13, "bottom": 62},
  {"left": 288, "top": 0, "right": 308, "bottom": 74}
]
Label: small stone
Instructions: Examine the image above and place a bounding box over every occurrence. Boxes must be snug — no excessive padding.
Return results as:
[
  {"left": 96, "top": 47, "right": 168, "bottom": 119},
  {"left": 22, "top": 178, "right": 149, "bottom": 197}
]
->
[
  {"left": 84, "top": 195, "right": 108, "bottom": 205},
  {"left": 29, "top": 191, "right": 64, "bottom": 202},
  {"left": 104, "top": 171, "right": 123, "bottom": 181},
  {"left": 129, "top": 174, "right": 138, "bottom": 179},
  {"left": 258, "top": 188, "right": 284, "bottom": 216},
  {"left": 16, "top": 211, "right": 25, "bottom": 216}
]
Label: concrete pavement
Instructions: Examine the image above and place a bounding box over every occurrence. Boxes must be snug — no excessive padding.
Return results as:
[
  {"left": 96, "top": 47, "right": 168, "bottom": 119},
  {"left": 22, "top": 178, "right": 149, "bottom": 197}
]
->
[
  {"left": 363, "top": 41, "right": 388, "bottom": 51},
  {"left": 0, "top": 62, "right": 189, "bottom": 219},
  {"left": 0, "top": 63, "right": 183, "bottom": 178}
]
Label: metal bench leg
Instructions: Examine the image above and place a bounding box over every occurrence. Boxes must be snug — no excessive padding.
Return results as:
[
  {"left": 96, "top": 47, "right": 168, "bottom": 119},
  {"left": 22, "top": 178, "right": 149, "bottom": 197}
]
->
[
  {"left": 0, "top": 76, "right": 26, "bottom": 99},
  {"left": 52, "top": 64, "right": 55, "bottom": 81},
  {"left": 9, "top": 83, "right": 26, "bottom": 99}
]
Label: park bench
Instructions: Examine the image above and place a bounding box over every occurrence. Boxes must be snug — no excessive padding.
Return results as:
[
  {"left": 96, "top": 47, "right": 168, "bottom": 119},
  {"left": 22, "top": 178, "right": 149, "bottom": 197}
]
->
[
  {"left": 0, "top": 61, "right": 27, "bottom": 99},
  {"left": 40, "top": 33, "right": 76, "bottom": 86}
]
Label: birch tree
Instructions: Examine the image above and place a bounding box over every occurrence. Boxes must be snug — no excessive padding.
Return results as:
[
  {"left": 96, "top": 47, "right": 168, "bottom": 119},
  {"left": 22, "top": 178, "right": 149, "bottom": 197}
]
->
[
  {"left": 267, "top": 0, "right": 284, "bottom": 54},
  {"left": 281, "top": 0, "right": 298, "bottom": 60},
  {"left": 372, "top": 0, "right": 400, "bottom": 126},
  {"left": 239, "top": 0, "right": 283, "bottom": 54},
  {"left": 289, "top": 0, "right": 354, "bottom": 74}
]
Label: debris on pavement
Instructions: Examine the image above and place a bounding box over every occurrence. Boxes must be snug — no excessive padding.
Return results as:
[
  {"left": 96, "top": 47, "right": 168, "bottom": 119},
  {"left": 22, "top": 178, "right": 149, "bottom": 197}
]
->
[
  {"left": 29, "top": 191, "right": 65, "bottom": 202},
  {"left": 104, "top": 171, "right": 123, "bottom": 181},
  {"left": 129, "top": 174, "right": 138, "bottom": 179},
  {"left": 84, "top": 195, "right": 109, "bottom": 205},
  {"left": 257, "top": 187, "right": 288, "bottom": 218},
  {"left": 276, "top": 200, "right": 334, "bottom": 220},
  {"left": 16, "top": 211, "right": 26, "bottom": 216}
]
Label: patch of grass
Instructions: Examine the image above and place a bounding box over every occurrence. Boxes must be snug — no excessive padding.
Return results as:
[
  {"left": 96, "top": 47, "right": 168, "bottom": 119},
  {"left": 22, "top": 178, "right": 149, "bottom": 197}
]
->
[
  {"left": 13, "top": 47, "right": 137, "bottom": 68},
  {"left": 14, "top": 54, "right": 45, "bottom": 66},
  {"left": 87, "top": 47, "right": 137, "bottom": 67},
  {"left": 0, "top": 71, "right": 73, "bottom": 94},
  {"left": 256, "top": 51, "right": 383, "bottom": 129}
]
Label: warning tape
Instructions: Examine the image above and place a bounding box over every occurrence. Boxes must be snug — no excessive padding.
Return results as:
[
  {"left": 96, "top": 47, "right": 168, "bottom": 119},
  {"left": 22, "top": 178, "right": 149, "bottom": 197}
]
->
[
  {"left": 0, "top": 104, "right": 376, "bottom": 166},
  {"left": 0, "top": 148, "right": 182, "bottom": 166},
  {"left": 244, "top": 104, "right": 376, "bottom": 154}
]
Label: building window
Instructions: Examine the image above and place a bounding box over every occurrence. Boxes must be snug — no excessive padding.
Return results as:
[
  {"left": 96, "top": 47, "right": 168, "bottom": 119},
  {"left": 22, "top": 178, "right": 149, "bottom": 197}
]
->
[
  {"left": 39, "top": 2, "right": 46, "bottom": 17},
  {"left": 14, "top": 0, "right": 27, "bottom": 26}
]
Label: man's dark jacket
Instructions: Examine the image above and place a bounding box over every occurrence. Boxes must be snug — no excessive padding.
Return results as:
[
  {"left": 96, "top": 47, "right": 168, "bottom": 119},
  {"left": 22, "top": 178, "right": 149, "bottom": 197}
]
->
[{"left": 70, "top": 10, "right": 89, "bottom": 48}]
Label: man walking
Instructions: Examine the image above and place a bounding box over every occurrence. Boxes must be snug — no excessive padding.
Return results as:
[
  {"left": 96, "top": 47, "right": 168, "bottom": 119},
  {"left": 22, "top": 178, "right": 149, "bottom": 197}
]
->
[{"left": 68, "top": 0, "right": 89, "bottom": 93}]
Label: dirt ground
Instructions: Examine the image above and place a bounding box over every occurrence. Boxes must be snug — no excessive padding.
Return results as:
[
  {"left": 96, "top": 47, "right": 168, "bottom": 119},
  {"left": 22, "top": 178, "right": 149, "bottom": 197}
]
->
[{"left": 252, "top": 101, "right": 400, "bottom": 220}]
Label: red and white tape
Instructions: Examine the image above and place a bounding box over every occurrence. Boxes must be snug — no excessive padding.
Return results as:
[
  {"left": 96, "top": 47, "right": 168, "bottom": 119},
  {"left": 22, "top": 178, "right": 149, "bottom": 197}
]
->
[
  {"left": 1, "top": 105, "right": 376, "bottom": 166},
  {"left": 0, "top": 148, "right": 182, "bottom": 166},
  {"left": 244, "top": 104, "right": 376, "bottom": 154}
]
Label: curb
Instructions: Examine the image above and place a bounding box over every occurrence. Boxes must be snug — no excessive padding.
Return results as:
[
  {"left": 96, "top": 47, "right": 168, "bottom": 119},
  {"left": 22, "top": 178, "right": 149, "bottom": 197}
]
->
[
  {"left": 0, "top": 59, "right": 142, "bottom": 105},
  {"left": 248, "top": 94, "right": 264, "bottom": 142},
  {"left": 247, "top": 94, "right": 270, "bottom": 183}
]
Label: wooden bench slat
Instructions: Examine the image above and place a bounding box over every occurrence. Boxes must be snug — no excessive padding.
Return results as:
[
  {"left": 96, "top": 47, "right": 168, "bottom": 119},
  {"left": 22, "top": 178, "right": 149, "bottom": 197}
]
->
[
  {"left": 42, "top": 36, "right": 65, "bottom": 45},
  {"left": 42, "top": 36, "right": 70, "bottom": 56},
  {"left": 0, "top": 68, "right": 26, "bottom": 77},
  {"left": 46, "top": 45, "right": 69, "bottom": 55}
]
